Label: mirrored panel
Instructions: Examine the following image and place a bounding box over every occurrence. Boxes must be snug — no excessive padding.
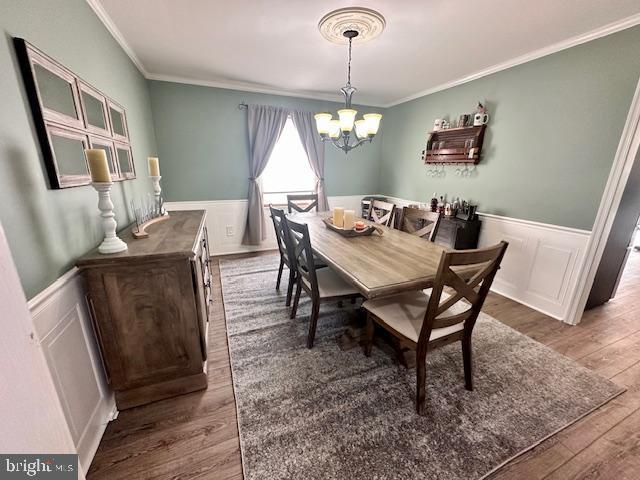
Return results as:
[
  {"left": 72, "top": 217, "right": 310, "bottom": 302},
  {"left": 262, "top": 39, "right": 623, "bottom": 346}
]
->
[
  {"left": 33, "top": 63, "right": 79, "bottom": 120},
  {"left": 82, "top": 90, "right": 108, "bottom": 131},
  {"left": 49, "top": 128, "right": 89, "bottom": 182},
  {"left": 110, "top": 107, "right": 125, "bottom": 137},
  {"left": 116, "top": 145, "right": 134, "bottom": 178}
]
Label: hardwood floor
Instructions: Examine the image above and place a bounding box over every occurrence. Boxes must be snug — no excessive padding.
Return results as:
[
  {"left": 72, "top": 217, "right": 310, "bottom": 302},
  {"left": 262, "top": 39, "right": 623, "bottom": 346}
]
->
[{"left": 88, "top": 250, "right": 640, "bottom": 479}]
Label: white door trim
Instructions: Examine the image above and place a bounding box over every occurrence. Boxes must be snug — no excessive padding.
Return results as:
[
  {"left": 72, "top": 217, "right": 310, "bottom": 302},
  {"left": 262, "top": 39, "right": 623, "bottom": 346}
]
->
[
  {"left": 566, "top": 75, "right": 640, "bottom": 325},
  {"left": 0, "top": 221, "right": 85, "bottom": 478}
]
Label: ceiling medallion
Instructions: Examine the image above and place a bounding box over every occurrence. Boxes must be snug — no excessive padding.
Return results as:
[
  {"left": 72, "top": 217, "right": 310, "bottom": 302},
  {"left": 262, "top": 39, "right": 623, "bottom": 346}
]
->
[{"left": 318, "top": 7, "right": 386, "bottom": 45}]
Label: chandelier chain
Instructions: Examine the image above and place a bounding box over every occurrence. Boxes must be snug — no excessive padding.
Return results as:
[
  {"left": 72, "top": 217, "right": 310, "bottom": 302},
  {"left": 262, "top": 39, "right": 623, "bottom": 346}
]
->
[{"left": 347, "top": 36, "right": 352, "bottom": 86}]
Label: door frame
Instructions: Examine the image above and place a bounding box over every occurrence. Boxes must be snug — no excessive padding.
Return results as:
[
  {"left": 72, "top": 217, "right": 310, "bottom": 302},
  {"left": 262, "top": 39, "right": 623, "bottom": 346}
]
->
[
  {"left": 0, "top": 219, "right": 84, "bottom": 478},
  {"left": 566, "top": 75, "right": 640, "bottom": 325}
]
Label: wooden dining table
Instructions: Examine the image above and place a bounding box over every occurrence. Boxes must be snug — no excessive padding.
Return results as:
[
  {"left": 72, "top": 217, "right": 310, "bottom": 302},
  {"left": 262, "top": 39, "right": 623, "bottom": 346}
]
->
[{"left": 290, "top": 212, "right": 449, "bottom": 300}]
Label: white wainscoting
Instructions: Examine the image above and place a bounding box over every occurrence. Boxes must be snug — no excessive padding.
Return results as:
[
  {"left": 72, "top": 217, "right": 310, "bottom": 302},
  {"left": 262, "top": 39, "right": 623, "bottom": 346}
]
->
[
  {"left": 165, "top": 195, "right": 367, "bottom": 256},
  {"left": 386, "top": 196, "right": 591, "bottom": 321},
  {"left": 28, "top": 269, "right": 115, "bottom": 475},
  {"left": 476, "top": 214, "right": 590, "bottom": 320}
]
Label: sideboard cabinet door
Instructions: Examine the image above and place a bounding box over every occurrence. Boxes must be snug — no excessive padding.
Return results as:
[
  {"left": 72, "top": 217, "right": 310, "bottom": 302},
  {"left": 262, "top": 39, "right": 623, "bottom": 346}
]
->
[{"left": 85, "top": 259, "right": 203, "bottom": 391}]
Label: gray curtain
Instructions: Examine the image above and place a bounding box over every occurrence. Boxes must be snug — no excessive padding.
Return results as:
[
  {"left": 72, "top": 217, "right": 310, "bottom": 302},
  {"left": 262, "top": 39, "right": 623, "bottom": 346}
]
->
[
  {"left": 242, "top": 104, "right": 289, "bottom": 245},
  {"left": 292, "top": 110, "right": 329, "bottom": 211}
]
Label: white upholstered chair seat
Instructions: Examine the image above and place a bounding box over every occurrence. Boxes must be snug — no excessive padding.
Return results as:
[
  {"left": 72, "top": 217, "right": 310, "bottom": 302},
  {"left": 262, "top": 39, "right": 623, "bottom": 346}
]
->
[
  {"left": 363, "top": 290, "right": 464, "bottom": 343},
  {"left": 303, "top": 268, "right": 359, "bottom": 298}
]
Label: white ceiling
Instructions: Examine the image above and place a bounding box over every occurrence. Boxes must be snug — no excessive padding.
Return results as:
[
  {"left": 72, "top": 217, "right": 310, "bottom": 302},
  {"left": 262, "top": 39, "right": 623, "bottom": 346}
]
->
[{"left": 91, "top": 0, "right": 640, "bottom": 107}]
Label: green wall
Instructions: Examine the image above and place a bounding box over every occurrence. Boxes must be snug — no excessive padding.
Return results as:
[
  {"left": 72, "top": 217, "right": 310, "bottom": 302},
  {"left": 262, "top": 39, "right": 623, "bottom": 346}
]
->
[
  {"left": 148, "top": 80, "right": 383, "bottom": 201},
  {"left": 2, "top": 0, "right": 638, "bottom": 299},
  {"left": 0, "top": 0, "right": 157, "bottom": 298},
  {"left": 380, "top": 26, "right": 640, "bottom": 231}
]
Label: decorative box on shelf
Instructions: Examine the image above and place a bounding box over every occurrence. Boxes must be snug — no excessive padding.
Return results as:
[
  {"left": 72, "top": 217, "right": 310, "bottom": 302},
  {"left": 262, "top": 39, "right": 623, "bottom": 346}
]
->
[{"left": 423, "top": 125, "right": 486, "bottom": 164}]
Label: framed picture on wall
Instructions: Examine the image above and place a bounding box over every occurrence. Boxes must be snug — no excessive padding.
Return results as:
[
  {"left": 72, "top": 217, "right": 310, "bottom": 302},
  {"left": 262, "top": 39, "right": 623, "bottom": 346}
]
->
[{"left": 14, "top": 37, "right": 135, "bottom": 189}]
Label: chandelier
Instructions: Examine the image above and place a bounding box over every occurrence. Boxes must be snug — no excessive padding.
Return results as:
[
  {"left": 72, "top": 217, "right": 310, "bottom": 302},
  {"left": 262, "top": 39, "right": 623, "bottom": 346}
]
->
[{"left": 314, "top": 29, "right": 382, "bottom": 154}]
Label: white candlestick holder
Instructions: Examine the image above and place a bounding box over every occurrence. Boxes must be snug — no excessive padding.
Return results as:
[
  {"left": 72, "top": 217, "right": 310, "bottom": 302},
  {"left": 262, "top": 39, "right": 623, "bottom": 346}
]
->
[
  {"left": 149, "top": 175, "right": 167, "bottom": 216},
  {"left": 92, "top": 182, "right": 128, "bottom": 254}
]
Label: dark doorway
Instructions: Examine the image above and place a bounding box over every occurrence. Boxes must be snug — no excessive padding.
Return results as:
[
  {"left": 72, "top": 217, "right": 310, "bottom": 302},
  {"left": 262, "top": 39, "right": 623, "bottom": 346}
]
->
[{"left": 587, "top": 146, "right": 640, "bottom": 309}]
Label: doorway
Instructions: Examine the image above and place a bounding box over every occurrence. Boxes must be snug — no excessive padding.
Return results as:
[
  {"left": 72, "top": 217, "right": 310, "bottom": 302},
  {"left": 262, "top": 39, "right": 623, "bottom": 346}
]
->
[{"left": 586, "top": 145, "right": 640, "bottom": 309}]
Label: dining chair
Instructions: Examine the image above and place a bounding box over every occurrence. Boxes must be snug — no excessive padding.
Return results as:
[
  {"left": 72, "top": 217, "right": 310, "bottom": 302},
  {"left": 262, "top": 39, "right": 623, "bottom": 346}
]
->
[
  {"left": 400, "top": 206, "right": 442, "bottom": 242},
  {"left": 287, "top": 193, "right": 318, "bottom": 214},
  {"left": 286, "top": 218, "right": 361, "bottom": 348},
  {"left": 362, "top": 241, "right": 508, "bottom": 415},
  {"left": 269, "top": 205, "right": 297, "bottom": 306},
  {"left": 368, "top": 199, "right": 397, "bottom": 227}
]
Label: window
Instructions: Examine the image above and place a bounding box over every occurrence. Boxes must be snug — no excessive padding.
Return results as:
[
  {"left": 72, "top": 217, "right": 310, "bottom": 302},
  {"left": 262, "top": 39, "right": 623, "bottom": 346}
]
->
[{"left": 261, "top": 118, "right": 316, "bottom": 205}]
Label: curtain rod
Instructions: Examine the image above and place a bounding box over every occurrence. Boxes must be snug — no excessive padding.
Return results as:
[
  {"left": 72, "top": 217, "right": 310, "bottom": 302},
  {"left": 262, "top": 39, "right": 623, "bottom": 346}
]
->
[{"left": 237, "top": 102, "right": 313, "bottom": 114}]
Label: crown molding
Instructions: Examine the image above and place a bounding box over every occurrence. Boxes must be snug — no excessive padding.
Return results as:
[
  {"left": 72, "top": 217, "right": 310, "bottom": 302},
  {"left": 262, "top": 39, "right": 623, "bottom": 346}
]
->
[
  {"left": 381, "top": 13, "right": 640, "bottom": 108},
  {"left": 85, "top": 0, "right": 148, "bottom": 75},
  {"left": 87, "top": 1, "right": 639, "bottom": 109},
  {"left": 145, "top": 73, "right": 385, "bottom": 107}
]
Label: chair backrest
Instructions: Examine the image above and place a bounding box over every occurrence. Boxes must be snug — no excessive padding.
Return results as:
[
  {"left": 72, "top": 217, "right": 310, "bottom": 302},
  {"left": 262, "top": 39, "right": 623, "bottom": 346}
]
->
[
  {"left": 285, "top": 218, "right": 320, "bottom": 298},
  {"left": 269, "top": 205, "right": 291, "bottom": 263},
  {"left": 287, "top": 194, "right": 318, "bottom": 214},
  {"left": 401, "top": 207, "right": 442, "bottom": 242},
  {"left": 418, "top": 241, "right": 509, "bottom": 346},
  {"left": 368, "top": 199, "right": 396, "bottom": 226}
]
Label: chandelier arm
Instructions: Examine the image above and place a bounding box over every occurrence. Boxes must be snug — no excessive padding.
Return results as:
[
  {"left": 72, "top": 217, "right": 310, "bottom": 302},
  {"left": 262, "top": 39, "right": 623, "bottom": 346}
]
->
[{"left": 331, "top": 138, "right": 344, "bottom": 150}]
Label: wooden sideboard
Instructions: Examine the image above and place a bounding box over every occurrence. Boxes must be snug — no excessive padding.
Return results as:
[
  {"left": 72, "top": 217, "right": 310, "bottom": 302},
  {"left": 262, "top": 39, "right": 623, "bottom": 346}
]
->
[{"left": 77, "top": 210, "right": 211, "bottom": 409}]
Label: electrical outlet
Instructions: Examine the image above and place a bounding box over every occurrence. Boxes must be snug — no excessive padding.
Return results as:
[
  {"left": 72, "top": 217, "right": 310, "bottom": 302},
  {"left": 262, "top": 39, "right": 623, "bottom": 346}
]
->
[{"left": 226, "top": 225, "right": 234, "bottom": 237}]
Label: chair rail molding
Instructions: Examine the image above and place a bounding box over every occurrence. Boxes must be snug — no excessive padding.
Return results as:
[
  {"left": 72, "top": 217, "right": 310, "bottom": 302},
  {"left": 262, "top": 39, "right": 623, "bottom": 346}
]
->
[
  {"left": 164, "top": 195, "right": 367, "bottom": 257},
  {"left": 386, "top": 196, "right": 591, "bottom": 322},
  {"left": 28, "top": 267, "right": 115, "bottom": 475}
]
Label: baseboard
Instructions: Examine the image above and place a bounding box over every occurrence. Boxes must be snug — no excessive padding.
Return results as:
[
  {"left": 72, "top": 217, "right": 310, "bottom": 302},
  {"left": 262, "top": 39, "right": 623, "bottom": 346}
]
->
[{"left": 28, "top": 268, "right": 114, "bottom": 475}]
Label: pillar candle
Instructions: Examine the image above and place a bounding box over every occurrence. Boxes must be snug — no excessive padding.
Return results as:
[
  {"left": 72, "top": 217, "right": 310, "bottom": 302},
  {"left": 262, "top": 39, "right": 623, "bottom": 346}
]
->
[
  {"left": 333, "top": 207, "right": 344, "bottom": 227},
  {"left": 85, "top": 149, "right": 111, "bottom": 182},
  {"left": 148, "top": 156, "right": 160, "bottom": 177},
  {"left": 343, "top": 210, "right": 355, "bottom": 230}
]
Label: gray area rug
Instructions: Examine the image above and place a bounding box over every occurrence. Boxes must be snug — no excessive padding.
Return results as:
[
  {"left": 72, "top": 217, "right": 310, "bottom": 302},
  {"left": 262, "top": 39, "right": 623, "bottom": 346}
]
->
[{"left": 220, "top": 254, "right": 624, "bottom": 480}]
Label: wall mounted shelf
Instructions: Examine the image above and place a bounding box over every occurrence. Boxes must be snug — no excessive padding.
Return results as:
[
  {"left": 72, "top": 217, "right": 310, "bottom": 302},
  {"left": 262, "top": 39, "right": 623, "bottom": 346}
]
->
[{"left": 423, "top": 125, "right": 486, "bottom": 164}]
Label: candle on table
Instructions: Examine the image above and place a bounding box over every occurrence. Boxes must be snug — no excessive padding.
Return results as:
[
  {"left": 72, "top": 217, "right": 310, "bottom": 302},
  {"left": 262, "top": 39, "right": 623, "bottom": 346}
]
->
[
  {"left": 343, "top": 209, "right": 355, "bottom": 230},
  {"left": 148, "top": 156, "right": 160, "bottom": 177},
  {"left": 333, "top": 207, "right": 344, "bottom": 227},
  {"left": 85, "top": 149, "right": 111, "bottom": 183}
]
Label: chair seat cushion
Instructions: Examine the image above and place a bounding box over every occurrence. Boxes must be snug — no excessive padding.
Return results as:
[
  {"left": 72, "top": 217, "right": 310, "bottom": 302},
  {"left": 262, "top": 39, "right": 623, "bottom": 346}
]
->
[
  {"left": 363, "top": 291, "right": 464, "bottom": 343},
  {"left": 303, "top": 268, "right": 359, "bottom": 298}
]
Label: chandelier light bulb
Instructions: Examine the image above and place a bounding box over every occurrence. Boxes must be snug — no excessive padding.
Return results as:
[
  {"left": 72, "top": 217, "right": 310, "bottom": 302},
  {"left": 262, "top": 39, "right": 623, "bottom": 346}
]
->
[
  {"left": 354, "top": 119, "right": 368, "bottom": 139},
  {"left": 314, "top": 113, "right": 333, "bottom": 134},
  {"left": 328, "top": 120, "right": 341, "bottom": 138},
  {"left": 337, "top": 109, "right": 357, "bottom": 132},
  {"left": 363, "top": 113, "right": 382, "bottom": 135}
]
